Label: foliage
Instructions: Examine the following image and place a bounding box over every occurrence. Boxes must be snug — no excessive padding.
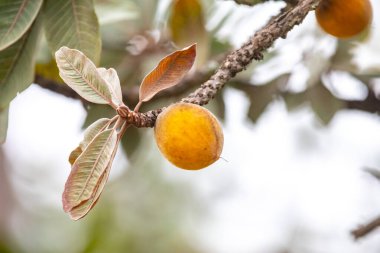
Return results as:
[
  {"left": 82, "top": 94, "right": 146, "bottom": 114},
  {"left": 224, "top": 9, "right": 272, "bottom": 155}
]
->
[{"left": 56, "top": 44, "right": 195, "bottom": 219}]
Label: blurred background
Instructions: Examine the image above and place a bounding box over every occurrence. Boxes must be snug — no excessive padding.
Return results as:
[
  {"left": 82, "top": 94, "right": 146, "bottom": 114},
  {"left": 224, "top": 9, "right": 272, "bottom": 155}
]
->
[{"left": 1, "top": 0, "right": 380, "bottom": 252}]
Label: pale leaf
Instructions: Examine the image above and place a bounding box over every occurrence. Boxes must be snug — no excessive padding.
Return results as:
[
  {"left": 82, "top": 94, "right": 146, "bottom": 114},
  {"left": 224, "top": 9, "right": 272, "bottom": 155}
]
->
[
  {"left": 97, "top": 68, "right": 123, "bottom": 106},
  {"left": 68, "top": 118, "right": 111, "bottom": 165},
  {"left": 68, "top": 141, "right": 118, "bottom": 220},
  {"left": 43, "top": 0, "right": 101, "bottom": 64},
  {"left": 0, "top": 14, "right": 42, "bottom": 109},
  {"left": 62, "top": 129, "right": 118, "bottom": 212},
  {"left": 55, "top": 47, "right": 116, "bottom": 107},
  {"left": 139, "top": 44, "right": 196, "bottom": 103},
  {"left": 0, "top": 0, "right": 43, "bottom": 50}
]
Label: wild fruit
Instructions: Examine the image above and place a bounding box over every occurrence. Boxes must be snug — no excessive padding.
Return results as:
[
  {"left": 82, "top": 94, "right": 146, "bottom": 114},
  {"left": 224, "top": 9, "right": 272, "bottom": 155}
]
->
[
  {"left": 154, "top": 103, "right": 224, "bottom": 170},
  {"left": 315, "top": 0, "right": 372, "bottom": 38}
]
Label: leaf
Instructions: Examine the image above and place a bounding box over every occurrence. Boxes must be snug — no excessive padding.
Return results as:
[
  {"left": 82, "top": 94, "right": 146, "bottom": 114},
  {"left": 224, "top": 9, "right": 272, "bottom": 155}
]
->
[
  {"left": 43, "top": 0, "right": 101, "bottom": 64},
  {"left": 283, "top": 91, "right": 307, "bottom": 111},
  {"left": 55, "top": 47, "right": 121, "bottom": 108},
  {"left": 0, "top": 13, "right": 42, "bottom": 109},
  {"left": 69, "top": 118, "right": 111, "bottom": 165},
  {"left": 139, "top": 44, "right": 196, "bottom": 103},
  {"left": 0, "top": 107, "right": 9, "bottom": 144},
  {"left": 62, "top": 128, "right": 118, "bottom": 213},
  {"left": 308, "top": 81, "right": 346, "bottom": 124},
  {"left": 97, "top": 68, "right": 123, "bottom": 105},
  {"left": 68, "top": 142, "right": 118, "bottom": 220},
  {"left": 0, "top": 0, "right": 43, "bottom": 50},
  {"left": 169, "top": 0, "right": 208, "bottom": 67},
  {"left": 67, "top": 167, "right": 111, "bottom": 220}
]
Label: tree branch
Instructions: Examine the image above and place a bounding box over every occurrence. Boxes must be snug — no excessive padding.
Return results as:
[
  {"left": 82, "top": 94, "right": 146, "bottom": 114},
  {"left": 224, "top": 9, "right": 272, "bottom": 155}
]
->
[
  {"left": 132, "top": 0, "right": 321, "bottom": 127},
  {"left": 35, "top": 0, "right": 321, "bottom": 128},
  {"left": 351, "top": 216, "right": 380, "bottom": 240}
]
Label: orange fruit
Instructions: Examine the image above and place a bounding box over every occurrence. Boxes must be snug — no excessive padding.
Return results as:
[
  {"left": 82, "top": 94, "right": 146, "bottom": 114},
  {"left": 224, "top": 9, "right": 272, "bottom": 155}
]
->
[
  {"left": 315, "top": 0, "right": 372, "bottom": 38},
  {"left": 154, "top": 103, "right": 223, "bottom": 170}
]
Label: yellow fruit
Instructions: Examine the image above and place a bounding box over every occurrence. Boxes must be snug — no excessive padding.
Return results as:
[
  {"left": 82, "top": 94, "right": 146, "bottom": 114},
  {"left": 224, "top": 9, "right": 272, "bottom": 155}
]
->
[
  {"left": 315, "top": 0, "right": 372, "bottom": 38},
  {"left": 154, "top": 103, "right": 224, "bottom": 170}
]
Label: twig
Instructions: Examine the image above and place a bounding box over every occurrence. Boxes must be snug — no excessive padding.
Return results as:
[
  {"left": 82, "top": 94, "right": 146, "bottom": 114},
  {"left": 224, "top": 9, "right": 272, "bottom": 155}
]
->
[{"left": 351, "top": 216, "right": 380, "bottom": 240}]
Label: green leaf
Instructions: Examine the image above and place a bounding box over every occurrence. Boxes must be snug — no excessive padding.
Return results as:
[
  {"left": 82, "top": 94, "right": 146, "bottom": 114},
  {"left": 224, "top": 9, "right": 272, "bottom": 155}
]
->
[
  {"left": 55, "top": 47, "right": 121, "bottom": 108},
  {"left": 0, "top": 0, "right": 43, "bottom": 50},
  {"left": 308, "top": 81, "right": 346, "bottom": 124},
  {"left": 0, "top": 107, "right": 9, "bottom": 144},
  {"left": 43, "top": 0, "right": 101, "bottom": 64},
  {"left": 69, "top": 118, "right": 111, "bottom": 165},
  {"left": 63, "top": 128, "right": 118, "bottom": 214},
  {"left": 0, "top": 13, "right": 42, "bottom": 109}
]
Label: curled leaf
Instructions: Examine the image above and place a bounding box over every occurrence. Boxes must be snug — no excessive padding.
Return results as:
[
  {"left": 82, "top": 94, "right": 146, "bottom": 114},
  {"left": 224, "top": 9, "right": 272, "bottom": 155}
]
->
[
  {"left": 63, "top": 128, "right": 118, "bottom": 213},
  {"left": 68, "top": 118, "right": 111, "bottom": 165},
  {"left": 67, "top": 142, "right": 118, "bottom": 220},
  {"left": 138, "top": 44, "right": 196, "bottom": 103},
  {"left": 97, "top": 68, "right": 123, "bottom": 105},
  {"left": 55, "top": 47, "right": 120, "bottom": 108}
]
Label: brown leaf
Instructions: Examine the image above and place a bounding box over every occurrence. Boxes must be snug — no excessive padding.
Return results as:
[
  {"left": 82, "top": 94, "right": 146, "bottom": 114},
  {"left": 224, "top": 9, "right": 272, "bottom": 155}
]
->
[{"left": 138, "top": 44, "right": 196, "bottom": 103}]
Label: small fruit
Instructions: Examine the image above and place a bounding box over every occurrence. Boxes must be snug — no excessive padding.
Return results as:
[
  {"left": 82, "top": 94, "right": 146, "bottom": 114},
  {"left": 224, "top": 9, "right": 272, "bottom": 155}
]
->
[
  {"left": 154, "top": 103, "right": 224, "bottom": 170},
  {"left": 315, "top": 0, "right": 372, "bottom": 38}
]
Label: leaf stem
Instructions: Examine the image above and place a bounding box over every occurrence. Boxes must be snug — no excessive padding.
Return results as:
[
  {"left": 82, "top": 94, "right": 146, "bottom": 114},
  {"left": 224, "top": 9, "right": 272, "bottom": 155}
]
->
[{"left": 134, "top": 101, "right": 142, "bottom": 112}]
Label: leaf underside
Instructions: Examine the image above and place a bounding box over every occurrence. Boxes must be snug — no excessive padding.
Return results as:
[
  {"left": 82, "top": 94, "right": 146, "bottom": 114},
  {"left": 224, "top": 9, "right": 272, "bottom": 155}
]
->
[
  {"left": 139, "top": 44, "right": 196, "bottom": 103},
  {"left": 43, "top": 0, "right": 101, "bottom": 64},
  {"left": 68, "top": 118, "right": 111, "bottom": 165},
  {"left": 0, "top": 0, "right": 43, "bottom": 50},
  {"left": 0, "top": 13, "right": 42, "bottom": 109},
  {"left": 55, "top": 47, "right": 119, "bottom": 107},
  {"left": 97, "top": 68, "right": 123, "bottom": 106},
  {"left": 62, "top": 128, "right": 118, "bottom": 214},
  {"left": 68, "top": 143, "right": 118, "bottom": 220}
]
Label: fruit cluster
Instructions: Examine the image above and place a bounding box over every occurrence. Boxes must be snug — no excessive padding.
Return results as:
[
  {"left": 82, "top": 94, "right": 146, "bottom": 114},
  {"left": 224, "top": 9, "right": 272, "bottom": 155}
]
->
[{"left": 315, "top": 0, "right": 372, "bottom": 38}]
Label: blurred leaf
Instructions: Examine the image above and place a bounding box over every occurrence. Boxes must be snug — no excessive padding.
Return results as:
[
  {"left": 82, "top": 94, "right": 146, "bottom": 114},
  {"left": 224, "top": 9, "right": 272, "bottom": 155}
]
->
[
  {"left": 283, "top": 91, "right": 307, "bottom": 111},
  {"left": 308, "top": 81, "right": 345, "bottom": 124},
  {"left": 0, "top": 107, "right": 9, "bottom": 144},
  {"left": 43, "top": 0, "right": 101, "bottom": 64},
  {"left": 121, "top": 126, "right": 142, "bottom": 159},
  {"left": 247, "top": 84, "right": 276, "bottom": 123},
  {"left": 169, "top": 0, "right": 208, "bottom": 67},
  {"left": 83, "top": 104, "right": 115, "bottom": 129},
  {"left": 138, "top": 44, "right": 196, "bottom": 104},
  {"left": 0, "top": 14, "right": 42, "bottom": 109},
  {"left": 35, "top": 59, "right": 63, "bottom": 83},
  {"left": 55, "top": 47, "right": 121, "bottom": 107},
  {"left": 69, "top": 118, "right": 111, "bottom": 165},
  {"left": 63, "top": 128, "right": 118, "bottom": 216},
  {"left": 97, "top": 67, "right": 123, "bottom": 104},
  {"left": 0, "top": 0, "right": 43, "bottom": 50},
  {"left": 330, "top": 40, "right": 357, "bottom": 73},
  {"left": 365, "top": 168, "right": 380, "bottom": 181}
]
